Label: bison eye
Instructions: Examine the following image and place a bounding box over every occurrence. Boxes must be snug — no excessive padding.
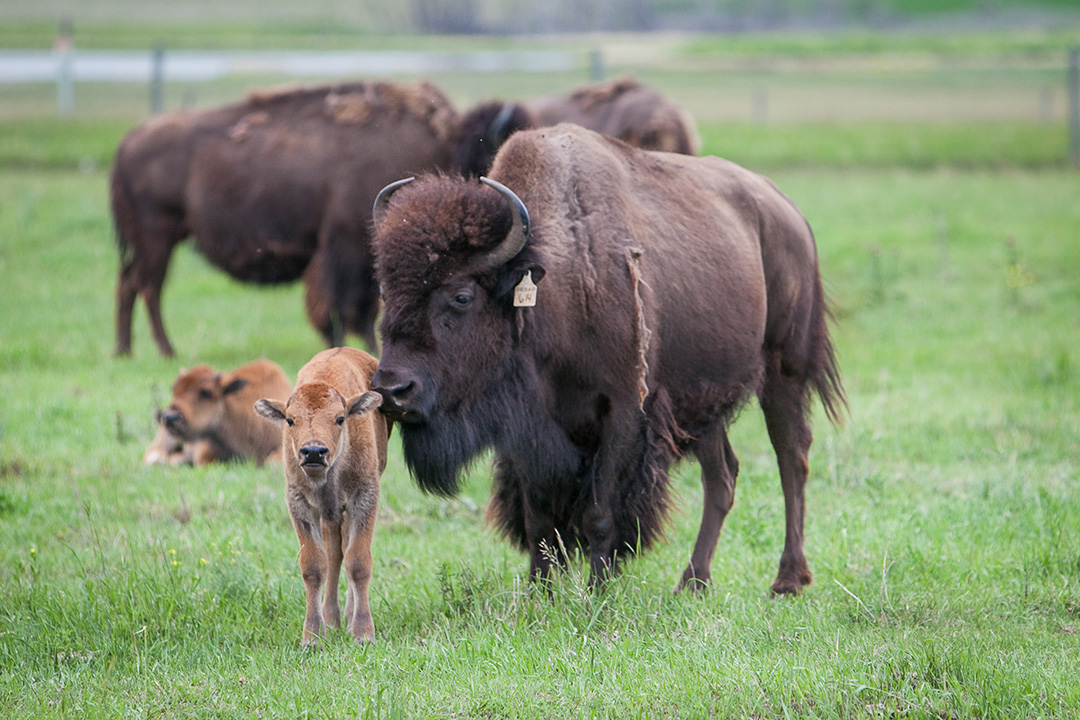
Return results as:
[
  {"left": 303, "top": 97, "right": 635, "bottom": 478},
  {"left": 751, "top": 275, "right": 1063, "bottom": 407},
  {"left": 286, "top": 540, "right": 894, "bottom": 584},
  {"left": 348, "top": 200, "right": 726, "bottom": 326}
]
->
[
  {"left": 450, "top": 292, "right": 473, "bottom": 309},
  {"left": 335, "top": 416, "right": 345, "bottom": 426},
  {"left": 198, "top": 389, "right": 213, "bottom": 400},
  {"left": 285, "top": 418, "right": 294, "bottom": 427}
]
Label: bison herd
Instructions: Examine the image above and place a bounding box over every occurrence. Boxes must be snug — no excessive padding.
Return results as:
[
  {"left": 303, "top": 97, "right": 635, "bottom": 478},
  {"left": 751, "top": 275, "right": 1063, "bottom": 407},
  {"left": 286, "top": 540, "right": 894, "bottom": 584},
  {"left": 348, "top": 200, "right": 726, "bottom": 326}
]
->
[{"left": 126, "top": 75, "right": 844, "bottom": 646}]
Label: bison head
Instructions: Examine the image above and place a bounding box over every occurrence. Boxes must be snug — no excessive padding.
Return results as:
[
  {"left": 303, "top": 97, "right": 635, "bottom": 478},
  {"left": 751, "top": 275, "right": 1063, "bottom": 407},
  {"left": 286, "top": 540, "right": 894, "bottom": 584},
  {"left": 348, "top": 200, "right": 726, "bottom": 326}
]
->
[
  {"left": 162, "top": 365, "right": 248, "bottom": 440},
  {"left": 370, "top": 175, "right": 546, "bottom": 495},
  {"left": 254, "top": 385, "right": 382, "bottom": 479},
  {"left": 453, "top": 101, "right": 536, "bottom": 177}
]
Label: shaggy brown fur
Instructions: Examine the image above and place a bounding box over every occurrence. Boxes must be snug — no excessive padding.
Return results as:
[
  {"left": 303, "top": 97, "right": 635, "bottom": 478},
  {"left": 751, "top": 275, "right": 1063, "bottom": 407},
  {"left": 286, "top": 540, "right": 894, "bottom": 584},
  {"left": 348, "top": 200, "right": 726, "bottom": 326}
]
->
[
  {"left": 529, "top": 77, "right": 700, "bottom": 155},
  {"left": 159, "top": 359, "right": 292, "bottom": 466},
  {"left": 371, "top": 124, "right": 844, "bottom": 594},
  {"left": 111, "top": 80, "right": 458, "bottom": 356},
  {"left": 255, "top": 348, "right": 389, "bottom": 646},
  {"left": 454, "top": 77, "right": 699, "bottom": 177}
]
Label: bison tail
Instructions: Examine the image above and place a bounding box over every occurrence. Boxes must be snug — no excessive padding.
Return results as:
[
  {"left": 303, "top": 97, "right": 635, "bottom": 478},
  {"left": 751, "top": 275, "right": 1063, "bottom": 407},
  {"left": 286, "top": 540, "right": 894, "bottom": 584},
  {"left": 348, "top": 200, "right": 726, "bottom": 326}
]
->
[
  {"left": 809, "top": 278, "right": 848, "bottom": 427},
  {"left": 109, "top": 163, "right": 138, "bottom": 267}
]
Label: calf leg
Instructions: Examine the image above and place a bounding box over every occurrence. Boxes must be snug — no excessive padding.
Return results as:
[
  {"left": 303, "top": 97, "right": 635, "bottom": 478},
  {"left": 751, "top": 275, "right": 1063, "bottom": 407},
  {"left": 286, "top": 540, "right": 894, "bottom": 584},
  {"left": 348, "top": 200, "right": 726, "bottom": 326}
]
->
[
  {"left": 675, "top": 428, "right": 739, "bottom": 593},
  {"left": 759, "top": 368, "right": 815, "bottom": 595},
  {"left": 342, "top": 494, "right": 378, "bottom": 643},
  {"left": 321, "top": 520, "right": 343, "bottom": 629},
  {"left": 291, "top": 513, "right": 329, "bottom": 647}
]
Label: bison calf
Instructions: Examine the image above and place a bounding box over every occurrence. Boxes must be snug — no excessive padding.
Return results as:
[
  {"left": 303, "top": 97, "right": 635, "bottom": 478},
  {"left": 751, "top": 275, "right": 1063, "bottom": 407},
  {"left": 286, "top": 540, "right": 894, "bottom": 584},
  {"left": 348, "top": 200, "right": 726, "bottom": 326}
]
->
[
  {"left": 255, "top": 347, "right": 389, "bottom": 646},
  {"left": 159, "top": 359, "right": 292, "bottom": 466}
]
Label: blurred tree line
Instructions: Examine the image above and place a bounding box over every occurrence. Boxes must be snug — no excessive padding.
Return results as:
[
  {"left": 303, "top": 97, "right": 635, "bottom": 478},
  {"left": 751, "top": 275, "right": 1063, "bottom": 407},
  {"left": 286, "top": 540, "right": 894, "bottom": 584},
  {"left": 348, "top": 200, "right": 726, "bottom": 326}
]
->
[{"left": 407, "top": 0, "right": 1062, "bottom": 33}]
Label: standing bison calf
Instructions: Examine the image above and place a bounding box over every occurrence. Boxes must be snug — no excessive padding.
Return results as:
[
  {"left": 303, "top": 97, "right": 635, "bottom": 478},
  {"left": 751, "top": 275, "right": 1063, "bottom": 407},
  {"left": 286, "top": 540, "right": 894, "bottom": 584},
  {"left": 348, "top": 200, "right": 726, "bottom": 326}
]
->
[
  {"left": 157, "top": 359, "right": 292, "bottom": 466},
  {"left": 255, "top": 348, "right": 389, "bottom": 646}
]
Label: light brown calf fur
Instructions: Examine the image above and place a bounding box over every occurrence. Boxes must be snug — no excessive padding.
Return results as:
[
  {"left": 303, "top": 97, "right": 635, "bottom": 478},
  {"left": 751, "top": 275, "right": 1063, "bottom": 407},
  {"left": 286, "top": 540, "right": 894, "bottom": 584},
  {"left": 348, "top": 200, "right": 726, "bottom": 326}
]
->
[
  {"left": 254, "top": 347, "right": 389, "bottom": 646},
  {"left": 160, "top": 359, "right": 292, "bottom": 466}
]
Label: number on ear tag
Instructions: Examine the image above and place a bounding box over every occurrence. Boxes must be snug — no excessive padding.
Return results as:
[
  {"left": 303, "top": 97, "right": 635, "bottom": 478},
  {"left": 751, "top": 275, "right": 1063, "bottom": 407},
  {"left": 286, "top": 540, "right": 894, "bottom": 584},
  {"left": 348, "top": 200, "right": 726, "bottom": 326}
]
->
[{"left": 513, "top": 271, "right": 537, "bottom": 308}]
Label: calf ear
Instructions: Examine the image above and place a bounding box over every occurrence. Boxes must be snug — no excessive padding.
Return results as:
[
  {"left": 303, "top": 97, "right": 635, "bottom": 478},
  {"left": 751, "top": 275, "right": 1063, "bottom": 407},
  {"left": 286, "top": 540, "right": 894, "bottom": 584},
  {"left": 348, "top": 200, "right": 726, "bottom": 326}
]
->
[
  {"left": 222, "top": 377, "right": 249, "bottom": 396},
  {"left": 254, "top": 398, "right": 286, "bottom": 423},
  {"left": 347, "top": 391, "right": 383, "bottom": 418}
]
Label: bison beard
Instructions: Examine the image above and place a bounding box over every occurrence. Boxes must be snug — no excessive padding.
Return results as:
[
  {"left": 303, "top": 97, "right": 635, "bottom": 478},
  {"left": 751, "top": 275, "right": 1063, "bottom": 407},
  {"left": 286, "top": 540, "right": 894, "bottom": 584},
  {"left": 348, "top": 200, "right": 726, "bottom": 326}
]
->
[{"left": 397, "top": 351, "right": 681, "bottom": 562}]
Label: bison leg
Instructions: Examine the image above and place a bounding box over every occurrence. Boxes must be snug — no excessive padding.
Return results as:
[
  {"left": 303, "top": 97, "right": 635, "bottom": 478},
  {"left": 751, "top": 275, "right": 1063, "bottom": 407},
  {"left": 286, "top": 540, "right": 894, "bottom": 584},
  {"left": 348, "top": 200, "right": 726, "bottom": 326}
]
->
[
  {"left": 291, "top": 509, "right": 329, "bottom": 647},
  {"left": 341, "top": 496, "right": 377, "bottom": 643},
  {"left": 675, "top": 428, "right": 739, "bottom": 593},
  {"left": 118, "top": 214, "right": 181, "bottom": 357},
  {"left": 759, "top": 367, "right": 814, "bottom": 595},
  {"left": 321, "top": 520, "right": 343, "bottom": 630},
  {"left": 522, "top": 487, "right": 560, "bottom": 585},
  {"left": 115, "top": 261, "right": 139, "bottom": 356}
]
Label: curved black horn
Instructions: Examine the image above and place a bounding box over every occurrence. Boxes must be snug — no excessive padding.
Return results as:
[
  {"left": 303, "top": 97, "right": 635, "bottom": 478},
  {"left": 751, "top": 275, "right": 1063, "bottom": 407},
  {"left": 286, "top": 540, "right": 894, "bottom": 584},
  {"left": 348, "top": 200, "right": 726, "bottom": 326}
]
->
[
  {"left": 488, "top": 102, "right": 518, "bottom": 144},
  {"left": 473, "top": 176, "right": 530, "bottom": 273},
  {"left": 372, "top": 177, "right": 415, "bottom": 228}
]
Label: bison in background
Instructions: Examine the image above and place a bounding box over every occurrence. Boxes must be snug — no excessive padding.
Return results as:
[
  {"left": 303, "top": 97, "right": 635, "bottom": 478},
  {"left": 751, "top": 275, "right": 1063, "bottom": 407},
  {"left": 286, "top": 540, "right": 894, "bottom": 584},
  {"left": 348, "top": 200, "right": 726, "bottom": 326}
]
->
[
  {"left": 158, "top": 359, "right": 292, "bottom": 466},
  {"left": 111, "top": 80, "right": 459, "bottom": 356},
  {"left": 255, "top": 347, "right": 389, "bottom": 646},
  {"left": 456, "top": 77, "right": 699, "bottom": 177},
  {"left": 371, "top": 124, "right": 844, "bottom": 594}
]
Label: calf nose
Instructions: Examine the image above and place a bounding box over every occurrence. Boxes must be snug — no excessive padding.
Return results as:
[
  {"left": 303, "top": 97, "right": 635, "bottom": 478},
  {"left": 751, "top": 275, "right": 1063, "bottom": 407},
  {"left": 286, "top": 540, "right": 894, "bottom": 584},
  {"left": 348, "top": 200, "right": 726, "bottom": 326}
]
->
[
  {"left": 299, "top": 444, "right": 328, "bottom": 465},
  {"left": 161, "top": 409, "right": 183, "bottom": 429}
]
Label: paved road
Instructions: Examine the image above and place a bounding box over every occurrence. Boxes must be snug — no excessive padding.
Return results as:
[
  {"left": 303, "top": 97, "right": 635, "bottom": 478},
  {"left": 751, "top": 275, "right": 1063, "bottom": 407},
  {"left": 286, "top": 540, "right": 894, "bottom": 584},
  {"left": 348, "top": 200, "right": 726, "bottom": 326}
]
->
[{"left": 0, "top": 49, "right": 577, "bottom": 83}]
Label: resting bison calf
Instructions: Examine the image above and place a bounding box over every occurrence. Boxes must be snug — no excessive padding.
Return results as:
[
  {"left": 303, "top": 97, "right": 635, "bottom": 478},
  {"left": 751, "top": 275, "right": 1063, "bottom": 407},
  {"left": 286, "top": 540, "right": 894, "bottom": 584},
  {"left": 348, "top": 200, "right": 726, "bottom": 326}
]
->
[
  {"left": 160, "top": 359, "right": 292, "bottom": 466},
  {"left": 255, "top": 348, "right": 389, "bottom": 646},
  {"left": 371, "top": 124, "right": 845, "bottom": 594},
  {"left": 142, "top": 412, "right": 217, "bottom": 466}
]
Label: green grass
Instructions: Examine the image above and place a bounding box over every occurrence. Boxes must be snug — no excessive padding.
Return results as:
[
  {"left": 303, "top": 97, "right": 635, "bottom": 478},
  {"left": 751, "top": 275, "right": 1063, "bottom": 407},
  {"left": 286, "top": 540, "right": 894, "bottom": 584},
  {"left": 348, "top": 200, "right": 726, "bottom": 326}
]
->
[
  {"left": 1, "top": 148, "right": 1079, "bottom": 716},
  {"left": 0, "top": 118, "right": 1070, "bottom": 172}
]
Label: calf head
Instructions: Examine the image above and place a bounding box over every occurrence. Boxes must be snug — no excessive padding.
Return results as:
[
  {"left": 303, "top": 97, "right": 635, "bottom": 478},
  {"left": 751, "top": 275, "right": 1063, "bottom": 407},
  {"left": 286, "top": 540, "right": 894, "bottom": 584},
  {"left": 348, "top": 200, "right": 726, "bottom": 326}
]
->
[
  {"left": 255, "top": 383, "right": 381, "bottom": 479},
  {"left": 162, "top": 365, "right": 248, "bottom": 440}
]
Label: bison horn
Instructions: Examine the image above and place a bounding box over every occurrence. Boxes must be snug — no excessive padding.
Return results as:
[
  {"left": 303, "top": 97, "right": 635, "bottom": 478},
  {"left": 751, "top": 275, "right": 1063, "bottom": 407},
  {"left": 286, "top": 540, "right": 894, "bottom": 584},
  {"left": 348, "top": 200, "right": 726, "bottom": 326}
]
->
[
  {"left": 472, "top": 176, "right": 530, "bottom": 273},
  {"left": 488, "top": 102, "right": 518, "bottom": 144},
  {"left": 372, "top": 177, "right": 415, "bottom": 229}
]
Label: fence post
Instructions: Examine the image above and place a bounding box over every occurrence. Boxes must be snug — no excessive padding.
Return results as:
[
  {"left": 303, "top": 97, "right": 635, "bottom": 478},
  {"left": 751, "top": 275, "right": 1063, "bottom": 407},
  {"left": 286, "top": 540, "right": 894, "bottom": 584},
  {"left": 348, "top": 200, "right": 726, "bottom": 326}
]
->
[
  {"left": 590, "top": 48, "right": 604, "bottom": 83},
  {"left": 150, "top": 43, "right": 165, "bottom": 114},
  {"left": 1069, "top": 46, "right": 1079, "bottom": 169},
  {"left": 55, "top": 18, "right": 75, "bottom": 116}
]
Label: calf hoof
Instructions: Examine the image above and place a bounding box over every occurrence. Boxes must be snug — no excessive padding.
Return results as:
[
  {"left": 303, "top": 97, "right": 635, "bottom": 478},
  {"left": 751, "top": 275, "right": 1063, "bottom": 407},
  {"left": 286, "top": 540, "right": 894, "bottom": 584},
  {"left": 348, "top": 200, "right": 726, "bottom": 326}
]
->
[{"left": 350, "top": 617, "right": 375, "bottom": 644}]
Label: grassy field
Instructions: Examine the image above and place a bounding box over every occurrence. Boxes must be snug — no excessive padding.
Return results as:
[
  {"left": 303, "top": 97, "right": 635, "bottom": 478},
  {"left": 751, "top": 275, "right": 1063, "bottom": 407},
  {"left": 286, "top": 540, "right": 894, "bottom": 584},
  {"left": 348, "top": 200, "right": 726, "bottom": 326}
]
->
[{"left": 1, "top": 29, "right": 1079, "bottom": 720}]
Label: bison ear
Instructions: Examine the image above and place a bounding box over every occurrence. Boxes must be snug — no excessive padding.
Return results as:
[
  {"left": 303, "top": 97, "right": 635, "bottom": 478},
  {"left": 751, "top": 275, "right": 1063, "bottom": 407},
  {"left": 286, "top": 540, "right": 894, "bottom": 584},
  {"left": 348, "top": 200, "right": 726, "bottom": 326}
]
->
[
  {"left": 222, "top": 377, "right": 248, "bottom": 396},
  {"left": 254, "top": 398, "right": 286, "bottom": 424},
  {"left": 347, "top": 391, "right": 383, "bottom": 418},
  {"left": 525, "top": 264, "right": 546, "bottom": 285}
]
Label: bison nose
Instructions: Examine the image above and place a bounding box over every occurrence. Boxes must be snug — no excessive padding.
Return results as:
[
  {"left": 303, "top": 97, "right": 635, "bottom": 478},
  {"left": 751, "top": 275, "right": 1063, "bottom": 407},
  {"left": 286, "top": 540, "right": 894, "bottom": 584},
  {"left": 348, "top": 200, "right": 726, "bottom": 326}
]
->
[
  {"left": 161, "top": 409, "right": 183, "bottom": 429},
  {"left": 373, "top": 368, "right": 427, "bottom": 422},
  {"left": 299, "top": 444, "right": 328, "bottom": 466},
  {"left": 373, "top": 369, "right": 417, "bottom": 405}
]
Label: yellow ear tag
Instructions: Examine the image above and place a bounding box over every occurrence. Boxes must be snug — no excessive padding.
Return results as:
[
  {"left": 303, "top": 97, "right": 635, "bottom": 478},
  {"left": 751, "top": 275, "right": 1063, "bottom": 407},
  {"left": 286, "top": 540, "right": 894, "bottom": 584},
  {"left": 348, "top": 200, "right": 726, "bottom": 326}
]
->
[{"left": 513, "top": 271, "right": 537, "bottom": 308}]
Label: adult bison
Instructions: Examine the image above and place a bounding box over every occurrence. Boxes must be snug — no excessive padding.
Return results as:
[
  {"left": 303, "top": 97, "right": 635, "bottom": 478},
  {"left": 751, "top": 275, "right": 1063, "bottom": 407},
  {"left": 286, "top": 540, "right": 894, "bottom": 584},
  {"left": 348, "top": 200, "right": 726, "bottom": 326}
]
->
[
  {"left": 370, "top": 124, "right": 845, "bottom": 594},
  {"left": 456, "top": 77, "right": 699, "bottom": 177},
  {"left": 111, "top": 80, "right": 459, "bottom": 356}
]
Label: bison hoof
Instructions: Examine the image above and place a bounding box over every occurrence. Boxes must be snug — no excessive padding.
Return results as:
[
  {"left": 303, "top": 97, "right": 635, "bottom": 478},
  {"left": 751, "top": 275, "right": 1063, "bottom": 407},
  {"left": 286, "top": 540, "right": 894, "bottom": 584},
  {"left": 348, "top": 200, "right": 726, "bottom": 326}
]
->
[
  {"left": 770, "top": 572, "right": 812, "bottom": 597},
  {"left": 674, "top": 565, "right": 711, "bottom": 594}
]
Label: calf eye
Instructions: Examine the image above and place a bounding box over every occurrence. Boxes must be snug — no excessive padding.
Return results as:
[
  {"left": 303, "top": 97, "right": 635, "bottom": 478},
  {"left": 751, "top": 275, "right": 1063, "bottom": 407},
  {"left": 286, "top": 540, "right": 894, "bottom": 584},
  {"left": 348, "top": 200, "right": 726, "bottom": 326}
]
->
[
  {"left": 198, "top": 389, "right": 213, "bottom": 400},
  {"left": 335, "top": 416, "right": 345, "bottom": 426},
  {"left": 285, "top": 418, "right": 294, "bottom": 427}
]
